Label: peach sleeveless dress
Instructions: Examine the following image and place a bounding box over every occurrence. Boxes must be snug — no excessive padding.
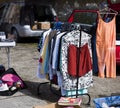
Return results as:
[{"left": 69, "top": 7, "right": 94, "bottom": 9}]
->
[{"left": 96, "top": 12, "right": 116, "bottom": 78}]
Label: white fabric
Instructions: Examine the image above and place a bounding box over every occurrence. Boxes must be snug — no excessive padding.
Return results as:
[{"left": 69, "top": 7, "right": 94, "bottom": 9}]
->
[{"left": 52, "top": 32, "right": 66, "bottom": 69}]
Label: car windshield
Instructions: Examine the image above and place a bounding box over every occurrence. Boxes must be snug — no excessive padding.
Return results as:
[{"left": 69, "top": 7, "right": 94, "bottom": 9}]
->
[{"left": 73, "top": 12, "right": 97, "bottom": 25}]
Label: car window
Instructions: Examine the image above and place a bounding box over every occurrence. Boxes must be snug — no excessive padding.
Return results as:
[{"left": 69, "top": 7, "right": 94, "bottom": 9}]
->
[
  {"left": 0, "top": 5, "right": 6, "bottom": 20},
  {"left": 33, "top": 5, "right": 54, "bottom": 22},
  {"left": 73, "top": 12, "right": 97, "bottom": 26},
  {"left": 20, "top": 5, "right": 34, "bottom": 25}
]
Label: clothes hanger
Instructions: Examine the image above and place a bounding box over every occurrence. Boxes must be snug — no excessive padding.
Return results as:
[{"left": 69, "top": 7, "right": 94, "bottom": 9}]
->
[
  {"left": 99, "top": 7, "right": 118, "bottom": 15},
  {"left": 98, "top": 7, "right": 118, "bottom": 22}
]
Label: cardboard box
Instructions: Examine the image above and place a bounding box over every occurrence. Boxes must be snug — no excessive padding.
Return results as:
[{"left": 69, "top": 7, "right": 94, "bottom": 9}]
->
[
  {"left": 32, "top": 24, "right": 38, "bottom": 30},
  {"left": 38, "top": 22, "right": 50, "bottom": 30},
  {"left": 33, "top": 103, "right": 81, "bottom": 108}
]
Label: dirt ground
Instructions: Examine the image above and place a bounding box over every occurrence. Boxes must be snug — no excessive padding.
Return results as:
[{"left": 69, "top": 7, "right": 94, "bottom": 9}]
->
[{"left": 0, "top": 39, "right": 120, "bottom": 108}]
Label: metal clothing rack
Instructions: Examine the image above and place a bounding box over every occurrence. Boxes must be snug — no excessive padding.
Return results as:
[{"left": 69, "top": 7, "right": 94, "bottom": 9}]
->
[
  {"left": 75, "top": 28, "right": 91, "bottom": 105},
  {"left": 37, "top": 80, "right": 91, "bottom": 105},
  {"left": 37, "top": 23, "right": 91, "bottom": 105}
]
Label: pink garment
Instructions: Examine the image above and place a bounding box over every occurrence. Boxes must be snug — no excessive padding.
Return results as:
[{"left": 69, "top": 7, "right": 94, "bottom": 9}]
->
[{"left": 1, "top": 74, "right": 24, "bottom": 87}]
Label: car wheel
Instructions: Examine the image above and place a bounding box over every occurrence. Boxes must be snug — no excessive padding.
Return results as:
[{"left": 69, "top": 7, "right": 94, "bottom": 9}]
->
[{"left": 12, "top": 29, "right": 20, "bottom": 42}]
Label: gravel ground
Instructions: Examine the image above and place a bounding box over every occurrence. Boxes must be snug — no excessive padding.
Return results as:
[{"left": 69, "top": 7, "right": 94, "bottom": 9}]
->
[{"left": 0, "top": 40, "right": 120, "bottom": 108}]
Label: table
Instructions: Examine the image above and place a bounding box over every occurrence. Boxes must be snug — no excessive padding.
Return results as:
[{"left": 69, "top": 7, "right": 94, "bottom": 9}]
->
[{"left": 0, "top": 41, "right": 16, "bottom": 68}]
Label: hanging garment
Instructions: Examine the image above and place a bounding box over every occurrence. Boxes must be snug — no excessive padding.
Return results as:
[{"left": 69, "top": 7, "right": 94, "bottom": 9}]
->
[
  {"left": 39, "top": 30, "right": 58, "bottom": 74},
  {"left": 48, "top": 31, "right": 61, "bottom": 80},
  {"left": 37, "top": 30, "right": 52, "bottom": 78},
  {"left": 68, "top": 43, "right": 92, "bottom": 77},
  {"left": 38, "top": 29, "right": 52, "bottom": 52},
  {"left": 55, "top": 66, "right": 88, "bottom": 96},
  {"left": 90, "top": 25, "right": 99, "bottom": 74},
  {"left": 96, "top": 13, "right": 116, "bottom": 78},
  {"left": 60, "top": 30, "right": 93, "bottom": 90},
  {"left": 43, "top": 30, "right": 58, "bottom": 74},
  {"left": 39, "top": 33, "right": 49, "bottom": 74},
  {"left": 52, "top": 32, "right": 66, "bottom": 70}
]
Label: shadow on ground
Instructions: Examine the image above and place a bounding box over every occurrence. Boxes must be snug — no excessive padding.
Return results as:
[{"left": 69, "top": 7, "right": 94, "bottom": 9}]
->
[
  {"left": 20, "top": 81, "right": 61, "bottom": 103},
  {"left": 18, "top": 37, "right": 39, "bottom": 43}
]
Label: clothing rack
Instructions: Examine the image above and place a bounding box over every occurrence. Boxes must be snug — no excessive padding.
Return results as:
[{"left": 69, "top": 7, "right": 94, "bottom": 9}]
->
[
  {"left": 74, "top": 27, "right": 91, "bottom": 105},
  {"left": 37, "top": 22, "right": 91, "bottom": 105},
  {"left": 76, "top": 28, "right": 82, "bottom": 98}
]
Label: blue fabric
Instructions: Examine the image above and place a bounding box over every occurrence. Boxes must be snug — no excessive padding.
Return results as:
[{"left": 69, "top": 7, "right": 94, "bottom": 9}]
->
[
  {"left": 44, "top": 44, "right": 49, "bottom": 73},
  {"left": 53, "top": 21, "right": 62, "bottom": 30},
  {"left": 91, "top": 34, "right": 98, "bottom": 74},
  {"left": 93, "top": 96, "right": 120, "bottom": 108},
  {"left": 66, "top": 88, "right": 88, "bottom": 97},
  {"left": 90, "top": 24, "right": 98, "bottom": 74}
]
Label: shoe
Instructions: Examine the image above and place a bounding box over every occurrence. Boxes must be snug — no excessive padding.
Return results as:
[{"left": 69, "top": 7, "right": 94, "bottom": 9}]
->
[{"left": 0, "top": 83, "right": 9, "bottom": 91}]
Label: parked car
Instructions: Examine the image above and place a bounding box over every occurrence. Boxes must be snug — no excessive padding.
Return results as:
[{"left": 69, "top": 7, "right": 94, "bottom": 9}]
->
[
  {"left": 67, "top": 0, "right": 120, "bottom": 65},
  {"left": 108, "top": 0, "right": 120, "bottom": 65},
  {"left": 67, "top": 9, "right": 98, "bottom": 34},
  {"left": 0, "top": 2, "right": 58, "bottom": 42}
]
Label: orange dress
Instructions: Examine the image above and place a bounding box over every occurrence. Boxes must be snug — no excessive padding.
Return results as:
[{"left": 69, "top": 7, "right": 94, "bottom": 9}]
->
[{"left": 96, "top": 13, "right": 116, "bottom": 78}]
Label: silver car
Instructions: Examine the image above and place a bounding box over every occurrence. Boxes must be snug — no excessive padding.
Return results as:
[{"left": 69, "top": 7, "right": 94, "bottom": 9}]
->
[{"left": 0, "top": 2, "right": 57, "bottom": 42}]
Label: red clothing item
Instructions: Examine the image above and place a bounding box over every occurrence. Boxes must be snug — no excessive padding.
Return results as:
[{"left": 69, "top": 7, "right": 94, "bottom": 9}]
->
[{"left": 68, "top": 43, "right": 92, "bottom": 77}]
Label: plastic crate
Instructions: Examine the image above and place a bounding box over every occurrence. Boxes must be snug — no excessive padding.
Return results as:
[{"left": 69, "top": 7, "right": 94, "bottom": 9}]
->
[{"left": 93, "top": 96, "right": 120, "bottom": 108}]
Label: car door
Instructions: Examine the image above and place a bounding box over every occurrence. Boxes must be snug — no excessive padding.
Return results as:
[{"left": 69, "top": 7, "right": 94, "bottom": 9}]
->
[
  {"left": 107, "top": 0, "right": 120, "bottom": 11},
  {"left": 107, "top": 0, "right": 120, "bottom": 65}
]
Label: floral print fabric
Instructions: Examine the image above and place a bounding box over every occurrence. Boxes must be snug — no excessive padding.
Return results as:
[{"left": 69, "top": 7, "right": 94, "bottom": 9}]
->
[{"left": 60, "top": 30, "right": 93, "bottom": 90}]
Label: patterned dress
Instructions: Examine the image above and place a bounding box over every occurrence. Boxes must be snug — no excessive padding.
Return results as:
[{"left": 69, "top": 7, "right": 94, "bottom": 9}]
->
[{"left": 60, "top": 30, "right": 93, "bottom": 90}]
